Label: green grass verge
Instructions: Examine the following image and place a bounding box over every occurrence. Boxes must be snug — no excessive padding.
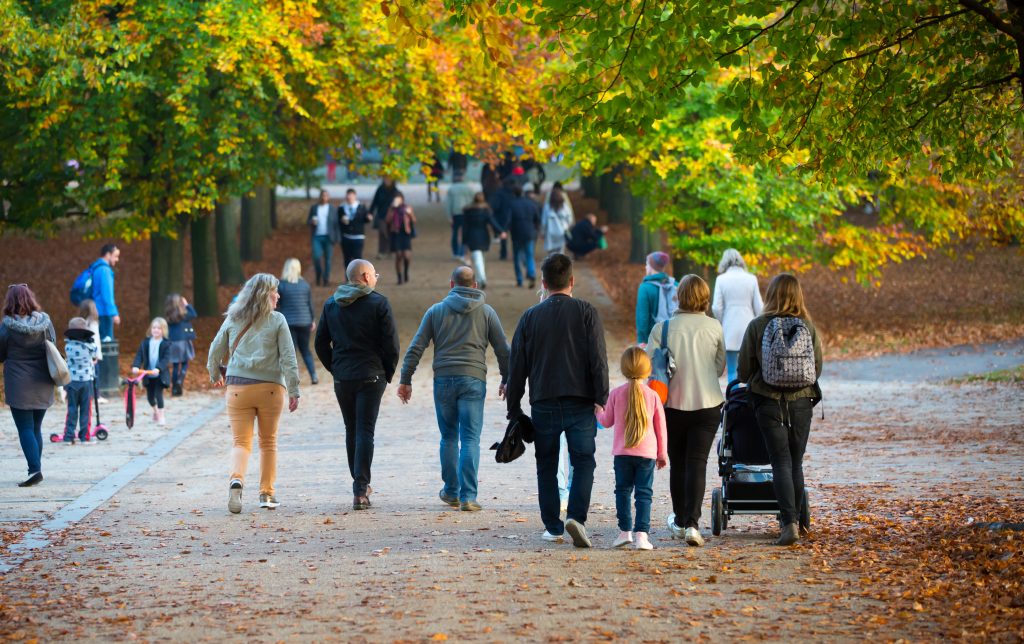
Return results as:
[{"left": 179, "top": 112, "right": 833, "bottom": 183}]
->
[{"left": 950, "top": 365, "right": 1024, "bottom": 385}]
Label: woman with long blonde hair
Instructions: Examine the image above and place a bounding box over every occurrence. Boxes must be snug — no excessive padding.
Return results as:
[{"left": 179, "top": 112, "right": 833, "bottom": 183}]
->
[
  {"left": 277, "top": 258, "right": 318, "bottom": 384},
  {"left": 207, "top": 273, "right": 301, "bottom": 514},
  {"left": 596, "top": 347, "right": 668, "bottom": 551}
]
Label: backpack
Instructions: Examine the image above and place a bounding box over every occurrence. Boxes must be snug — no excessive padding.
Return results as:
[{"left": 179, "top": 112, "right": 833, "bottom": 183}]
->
[
  {"left": 69, "top": 260, "right": 102, "bottom": 306},
  {"left": 648, "top": 320, "right": 676, "bottom": 404},
  {"left": 760, "top": 316, "right": 816, "bottom": 390},
  {"left": 653, "top": 279, "right": 678, "bottom": 324}
]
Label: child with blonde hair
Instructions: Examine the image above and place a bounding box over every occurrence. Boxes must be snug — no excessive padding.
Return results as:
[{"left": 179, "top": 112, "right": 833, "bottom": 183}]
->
[
  {"left": 131, "top": 317, "right": 171, "bottom": 426},
  {"left": 596, "top": 347, "right": 668, "bottom": 550}
]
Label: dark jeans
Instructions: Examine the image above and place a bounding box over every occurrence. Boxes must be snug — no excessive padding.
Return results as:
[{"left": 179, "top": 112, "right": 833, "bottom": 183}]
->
[
  {"left": 311, "top": 234, "right": 333, "bottom": 284},
  {"left": 531, "top": 398, "right": 597, "bottom": 535},
  {"left": 511, "top": 239, "right": 536, "bottom": 286},
  {"left": 289, "top": 325, "right": 317, "bottom": 378},
  {"left": 63, "top": 380, "right": 93, "bottom": 441},
  {"left": 98, "top": 316, "right": 114, "bottom": 341},
  {"left": 450, "top": 214, "right": 464, "bottom": 257},
  {"left": 498, "top": 237, "right": 508, "bottom": 260},
  {"left": 614, "top": 455, "right": 655, "bottom": 533},
  {"left": 172, "top": 361, "right": 190, "bottom": 387},
  {"left": 751, "top": 394, "right": 813, "bottom": 526},
  {"left": 665, "top": 405, "right": 721, "bottom": 529},
  {"left": 333, "top": 376, "right": 387, "bottom": 497},
  {"left": 11, "top": 408, "right": 46, "bottom": 475},
  {"left": 145, "top": 378, "right": 164, "bottom": 409},
  {"left": 341, "top": 237, "right": 365, "bottom": 271}
]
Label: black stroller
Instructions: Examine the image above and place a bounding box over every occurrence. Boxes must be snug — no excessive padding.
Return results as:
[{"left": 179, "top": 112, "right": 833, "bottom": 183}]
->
[{"left": 710, "top": 380, "right": 810, "bottom": 535}]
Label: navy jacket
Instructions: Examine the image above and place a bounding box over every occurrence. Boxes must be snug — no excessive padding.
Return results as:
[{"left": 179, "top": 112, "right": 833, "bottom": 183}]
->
[
  {"left": 132, "top": 338, "right": 171, "bottom": 388},
  {"left": 507, "top": 196, "right": 541, "bottom": 243}
]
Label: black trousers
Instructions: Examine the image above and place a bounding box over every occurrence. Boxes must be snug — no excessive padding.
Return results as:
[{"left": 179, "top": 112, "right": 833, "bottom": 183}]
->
[
  {"left": 144, "top": 378, "right": 165, "bottom": 409},
  {"left": 750, "top": 394, "right": 813, "bottom": 526},
  {"left": 333, "top": 376, "right": 386, "bottom": 497},
  {"left": 289, "top": 325, "right": 317, "bottom": 378},
  {"left": 341, "top": 237, "right": 365, "bottom": 271},
  {"left": 665, "top": 405, "right": 722, "bottom": 529}
]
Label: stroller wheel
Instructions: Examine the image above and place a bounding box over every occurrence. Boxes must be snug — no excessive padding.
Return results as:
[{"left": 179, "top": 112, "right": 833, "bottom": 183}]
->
[
  {"left": 711, "top": 487, "right": 724, "bottom": 536},
  {"left": 95, "top": 428, "right": 109, "bottom": 441}
]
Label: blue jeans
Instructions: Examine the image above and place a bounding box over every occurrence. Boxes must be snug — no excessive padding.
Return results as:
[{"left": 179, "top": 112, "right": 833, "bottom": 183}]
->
[
  {"left": 63, "top": 381, "right": 93, "bottom": 441},
  {"left": 726, "top": 350, "right": 739, "bottom": 384},
  {"left": 98, "top": 316, "right": 114, "bottom": 341},
  {"left": 531, "top": 398, "right": 596, "bottom": 535},
  {"left": 450, "top": 215, "right": 464, "bottom": 257},
  {"left": 433, "top": 376, "right": 486, "bottom": 502},
  {"left": 614, "top": 455, "right": 655, "bottom": 533},
  {"left": 512, "top": 240, "right": 536, "bottom": 286},
  {"left": 311, "top": 234, "right": 333, "bottom": 284},
  {"left": 11, "top": 408, "right": 46, "bottom": 475}
]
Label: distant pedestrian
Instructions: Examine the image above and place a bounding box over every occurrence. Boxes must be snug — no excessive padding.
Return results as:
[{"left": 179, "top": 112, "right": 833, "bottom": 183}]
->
[
  {"left": 398, "top": 266, "right": 511, "bottom": 512},
  {"left": 426, "top": 156, "right": 444, "bottom": 203},
  {"left": 488, "top": 178, "right": 516, "bottom": 261},
  {"left": 540, "top": 188, "right": 573, "bottom": 255},
  {"left": 565, "top": 214, "right": 608, "bottom": 260},
  {"left": 461, "top": 193, "right": 506, "bottom": 290},
  {"left": 506, "top": 253, "right": 609, "bottom": 547},
  {"left": 448, "top": 151, "right": 468, "bottom": 177},
  {"left": 738, "top": 273, "right": 822, "bottom": 546},
  {"left": 712, "top": 249, "right": 763, "bottom": 384},
  {"left": 507, "top": 185, "right": 541, "bottom": 288},
  {"left": 314, "top": 260, "right": 400, "bottom": 510},
  {"left": 635, "top": 251, "right": 677, "bottom": 346},
  {"left": 385, "top": 192, "right": 417, "bottom": 285},
  {"left": 208, "top": 273, "right": 301, "bottom": 514},
  {"left": 446, "top": 173, "right": 476, "bottom": 261},
  {"left": 61, "top": 317, "right": 96, "bottom": 444},
  {"left": 370, "top": 178, "right": 399, "bottom": 259},
  {"left": 131, "top": 317, "right": 171, "bottom": 427},
  {"left": 0, "top": 284, "right": 57, "bottom": 487},
  {"left": 307, "top": 189, "right": 340, "bottom": 286},
  {"left": 278, "top": 258, "right": 318, "bottom": 385},
  {"left": 164, "top": 294, "right": 197, "bottom": 397},
  {"left": 645, "top": 275, "right": 725, "bottom": 547},
  {"left": 92, "top": 244, "right": 120, "bottom": 340},
  {"left": 595, "top": 347, "right": 668, "bottom": 551},
  {"left": 338, "top": 189, "right": 372, "bottom": 269}
]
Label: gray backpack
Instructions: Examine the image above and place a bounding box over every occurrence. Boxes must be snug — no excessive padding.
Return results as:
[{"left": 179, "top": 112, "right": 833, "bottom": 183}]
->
[{"left": 761, "top": 317, "right": 816, "bottom": 390}]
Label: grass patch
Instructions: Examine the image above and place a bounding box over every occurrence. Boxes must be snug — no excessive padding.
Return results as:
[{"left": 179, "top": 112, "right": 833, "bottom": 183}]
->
[{"left": 951, "top": 365, "right": 1024, "bottom": 385}]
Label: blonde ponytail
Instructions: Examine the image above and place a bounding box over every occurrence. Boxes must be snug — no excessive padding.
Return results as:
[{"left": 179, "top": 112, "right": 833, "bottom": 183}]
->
[{"left": 620, "top": 347, "right": 653, "bottom": 448}]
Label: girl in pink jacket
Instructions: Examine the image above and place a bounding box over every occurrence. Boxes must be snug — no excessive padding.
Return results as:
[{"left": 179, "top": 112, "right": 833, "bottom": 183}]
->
[{"left": 596, "top": 347, "right": 668, "bottom": 550}]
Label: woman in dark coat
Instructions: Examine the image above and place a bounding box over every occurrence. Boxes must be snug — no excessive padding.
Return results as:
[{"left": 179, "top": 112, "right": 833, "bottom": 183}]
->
[
  {"left": 369, "top": 178, "right": 399, "bottom": 259},
  {"left": 277, "top": 258, "right": 318, "bottom": 384},
  {"left": 0, "top": 284, "right": 57, "bottom": 487},
  {"left": 461, "top": 192, "right": 506, "bottom": 289}
]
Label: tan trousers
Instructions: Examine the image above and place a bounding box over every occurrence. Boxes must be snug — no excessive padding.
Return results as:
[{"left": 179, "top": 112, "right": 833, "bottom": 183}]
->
[{"left": 227, "top": 383, "right": 285, "bottom": 495}]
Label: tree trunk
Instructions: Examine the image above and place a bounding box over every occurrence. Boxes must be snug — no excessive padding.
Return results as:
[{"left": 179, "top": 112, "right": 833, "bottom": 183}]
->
[
  {"left": 240, "top": 193, "right": 263, "bottom": 261},
  {"left": 598, "top": 171, "right": 613, "bottom": 212},
  {"left": 215, "top": 197, "right": 245, "bottom": 286},
  {"left": 257, "top": 185, "right": 273, "bottom": 239},
  {"left": 149, "top": 218, "right": 186, "bottom": 318},
  {"left": 628, "top": 192, "right": 652, "bottom": 264},
  {"left": 269, "top": 185, "right": 278, "bottom": 230},
  {"left": 580, "top": 174, "right": 600, "bottom": 200},
  {"left": 190, "top": 213, "right": 219, "bottom": 316},
  {"left": 604, "top": 164, "right": 631, "bottom": 224}
]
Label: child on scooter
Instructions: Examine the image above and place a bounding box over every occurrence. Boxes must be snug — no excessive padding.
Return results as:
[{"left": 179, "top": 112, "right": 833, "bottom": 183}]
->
[
  {"left": 131, "top": 317, "right": 171, "bottom": 426},
  {"left": 62, "top": 317, "right": 96, "bottom": 444}
]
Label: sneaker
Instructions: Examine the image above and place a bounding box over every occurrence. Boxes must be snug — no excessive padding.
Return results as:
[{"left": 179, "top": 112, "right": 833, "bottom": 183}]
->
[
  {"left": 439, "top": 491, "right": 460, "bottom": 507},
  {"left": 228, "top": 479, "right": 243, "bottom": 514},
  {"left": 80, "top": 438, "right": 93, "bottom": 446},
  {"left": 17, "top": 472, "right": 43, "bottom": 488},
  {"left": 156, "top": 410, "right": 166, "bottom": 427},
  {"left": 152, "top": 409, "right": 159, "bottom": 422},
  {"left": 613, "top": 531, "right": 633, "bottom": 548},
  {"left": 634, "top": 532, "right": 654, "bottom": 550},
  {"left": 97, "top": 396, "right": 109, "bottom": 404},
  {"left": 564, "top": 519, "right": 592, "bottom": 548},
  {"left": 542, "top": 531, "right": 565, "bottom": 543},
  {"left": 259, "top": 494, "right": 280, "bottom": 509},
  {"left": 460, "top": 500, "right": 482, "bottom": 512},
  {"left": 684, "top": 527, "right": 705, "bottom": 547},
  {"left": 666, "top": 514, "right": 685, "bottom": 539},
  {"left": 62, "top": 438, "right": 76, "bottom": 445}
]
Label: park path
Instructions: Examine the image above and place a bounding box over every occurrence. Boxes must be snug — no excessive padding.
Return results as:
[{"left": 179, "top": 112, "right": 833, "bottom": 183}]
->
[{"left": 2, "top": 187, "right": 1022, "bottom": 641}]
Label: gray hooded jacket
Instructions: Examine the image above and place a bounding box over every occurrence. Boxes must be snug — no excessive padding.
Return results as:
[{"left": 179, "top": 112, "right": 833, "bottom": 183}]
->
[
  {"left": 0, "top": 312, "right": 57, "bottom": 409},
  {"left": 400, "top": 286, "right": 510, "bottom": 385}
]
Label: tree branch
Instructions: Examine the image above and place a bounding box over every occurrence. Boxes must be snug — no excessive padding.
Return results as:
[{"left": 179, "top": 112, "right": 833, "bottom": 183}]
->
[
  {"left": 597, "top": 0, "right": 647, "bottom": 103},
  {"left": 717, "top": 0, "right": 806, "bottom": 60},
  {"left": 958, "top": 0, "right": 1024, "bottom": 42}
]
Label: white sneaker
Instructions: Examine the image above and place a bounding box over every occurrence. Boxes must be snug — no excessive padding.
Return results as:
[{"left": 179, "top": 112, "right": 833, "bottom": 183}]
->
[
  {"left": 228, "top": 479, "right": 243, "bottom": 514},
  {"left": 613, "top": 531, "right": 633, "bottom": 548},
  {"left": 666, "top": 514, "right": 685, "bottom": 539},
  {"left": 542, "top": 531, "right": 565, "bottom": 543},
  {"left": 634, "top": 532, "right": 654, "bottom": 550},
  {"left": 564, "top": 519, "right": 592, "bottom": 548},
  {"left": 156, "top": 410, "right": 166, "bottom": 426},
  {"left": 684, "top": 527, "right": 705, "bottom": 547}
]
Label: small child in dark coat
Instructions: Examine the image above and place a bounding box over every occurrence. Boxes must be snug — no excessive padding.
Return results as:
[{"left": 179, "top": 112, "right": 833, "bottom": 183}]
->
[{"left": 131, "top": 317, "right": 171, "bottom": 426}]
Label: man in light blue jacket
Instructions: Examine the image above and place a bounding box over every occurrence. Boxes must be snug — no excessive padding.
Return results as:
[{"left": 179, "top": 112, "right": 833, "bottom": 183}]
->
[{"left": 92, "top": 244, "right": 120, "bottom": 340}]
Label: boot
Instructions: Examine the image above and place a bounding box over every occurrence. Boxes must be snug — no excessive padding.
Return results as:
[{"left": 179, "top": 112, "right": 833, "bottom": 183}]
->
[{"left": 775, "top": 523, "right": 799, "bottom": 546}]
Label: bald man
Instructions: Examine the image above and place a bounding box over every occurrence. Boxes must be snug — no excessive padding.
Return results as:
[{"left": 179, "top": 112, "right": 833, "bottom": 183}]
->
[
  {"left": 397, "top": 266, "right": 510, "bottom": 511},
  {"left": 315, "top": 259, "right": 400, "bottom": 510}
]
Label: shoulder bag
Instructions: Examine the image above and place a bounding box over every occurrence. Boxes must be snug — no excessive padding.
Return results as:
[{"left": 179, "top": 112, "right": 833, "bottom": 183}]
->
[
  {"left": 219, "top": 322, "right": 253, "bottom": 379},
  {"left": 45, "top": 339, "right": 71, "bottom": 386}
]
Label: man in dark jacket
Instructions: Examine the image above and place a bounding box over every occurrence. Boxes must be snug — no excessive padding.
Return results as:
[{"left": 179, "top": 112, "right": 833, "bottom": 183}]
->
[
  {"left": 487, "top": 178, "right": 516, "bottom": 260},
  {"left": 397, "top": 266, "right": 510, "bottom": 511},
  {"left": 506, "top": 253, "right": 609, "bottom": 548},
  {"left": 506, "top": 186, "right": 541, "bottom": 288},
  {"left": 338, "top": 188, "right": 372, "bottom": 270},
  {"left": 314, "top": 259, "right": 400, "bottom": 510},
  {"left": 565, "top": 214, "right": 608, "bottom": 260},
  {"left": 308, "top": 189, "right": 340, "bottom": 286}
]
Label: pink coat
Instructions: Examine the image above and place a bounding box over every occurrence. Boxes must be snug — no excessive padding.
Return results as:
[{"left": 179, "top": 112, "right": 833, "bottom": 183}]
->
[{"left": 596, "top": 381, "right": 668, "bottom": 461}]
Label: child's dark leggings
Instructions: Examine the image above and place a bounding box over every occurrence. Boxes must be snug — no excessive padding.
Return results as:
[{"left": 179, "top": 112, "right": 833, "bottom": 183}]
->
[{"left": 145, "top": 378, "right": 165, "bottom": 409}]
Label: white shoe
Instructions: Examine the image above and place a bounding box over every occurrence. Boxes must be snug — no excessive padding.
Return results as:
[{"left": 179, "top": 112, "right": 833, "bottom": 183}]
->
[
  {"left": 666, "top": 514, "right": 685, "bottom": 539},
  {"left": 613, "top": 531, "right": 633, "bottom": 548},
  {"left": 156, "top": 410, "right": 166, "bottom": 426},
  {"left": 228, "top": 479, "right": 243, "bottom": 514},
  {"left": 542, "top": 531, "right": 564, "bottom": 543},
  {"left": 684, "top": 527, "right": 705, "bottom": 547},
  {"left": 634, "top": 532, "right": 654, "bottom": 550},
  {"left": 564, "top": 519, "right": 592, "bottom": 548}
]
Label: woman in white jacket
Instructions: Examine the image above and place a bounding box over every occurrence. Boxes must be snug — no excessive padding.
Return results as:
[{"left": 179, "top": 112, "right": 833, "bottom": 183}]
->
[
  {"left": 712, "top": 249, "right": 763, "bottom": 383},
  {"left": 540, "top": 188, "right": 574, "bottom": 254}
]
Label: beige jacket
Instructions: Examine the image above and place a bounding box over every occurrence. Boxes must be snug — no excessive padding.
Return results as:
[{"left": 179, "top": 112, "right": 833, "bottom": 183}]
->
[{"left": 646, "top": 312, "right": 726, "bottom": 411}]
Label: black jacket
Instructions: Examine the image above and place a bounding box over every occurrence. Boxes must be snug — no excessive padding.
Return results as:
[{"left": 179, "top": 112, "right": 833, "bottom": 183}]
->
[
  {"left": 506, "top": 293, "right": 609, "bottom": 416},
  {"left": 338, "top": 203, "right": 371, "bottom": 237},
  {"left": 369, "top": 183, "right": 399, "bottom": 228},
  {"left": 488, "top": 186, "right": 515, "bottom": 226},
  {"left": 277, "top": 279, "right": 314, "bottom": 328},
  {"left": 507, "top": 196, "right": 540, "bottom": 243},
  {"left": 462, "top": 205, "right": 503, "bottom": 252},
  {"left": 131, "top": 338, "right": 171, "bottom": 388},
  {"left": 314, "top": 284, "right": 400, "bottom": 382}
]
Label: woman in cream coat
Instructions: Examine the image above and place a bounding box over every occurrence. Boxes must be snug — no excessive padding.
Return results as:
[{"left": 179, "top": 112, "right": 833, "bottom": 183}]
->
[
  {"left": 711, "top": 249, "right": 762, "bottom": 383},
  {"left": 646, "top": 275, "right": 725, "bottom": 547}
]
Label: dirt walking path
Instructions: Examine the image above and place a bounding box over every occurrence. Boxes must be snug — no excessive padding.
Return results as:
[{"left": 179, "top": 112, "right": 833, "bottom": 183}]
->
[{"left": 2, "top": 192, "right": 1022, "bottom": 642}]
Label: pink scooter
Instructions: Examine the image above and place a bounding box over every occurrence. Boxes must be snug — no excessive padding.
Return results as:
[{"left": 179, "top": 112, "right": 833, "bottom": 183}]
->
[{"left": 50, "top": 378, "right": 109, "bottom": 443}]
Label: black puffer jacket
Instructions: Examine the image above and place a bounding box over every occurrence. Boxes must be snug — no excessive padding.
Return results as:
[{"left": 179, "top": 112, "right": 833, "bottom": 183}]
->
[
  {"left": 277, "top": 279, "right": 314, "bottom": 328},
  {"left": 314, "top": 283, "right": 400, "bottom": 382}
]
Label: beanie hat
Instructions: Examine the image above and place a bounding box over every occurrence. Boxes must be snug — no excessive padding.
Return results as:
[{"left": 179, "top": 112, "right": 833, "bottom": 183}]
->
[
  {"left": 68, "top": 317, "right": 89, "bottom": 331},
  {"left": 647, "top": 251, "right": 670, "bottom": 271}
]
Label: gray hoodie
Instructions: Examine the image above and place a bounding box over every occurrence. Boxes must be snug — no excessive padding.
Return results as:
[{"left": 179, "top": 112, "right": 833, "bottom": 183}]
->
[{"left": 400, "top": 286, "right": 510, "bottom": 385}]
